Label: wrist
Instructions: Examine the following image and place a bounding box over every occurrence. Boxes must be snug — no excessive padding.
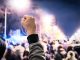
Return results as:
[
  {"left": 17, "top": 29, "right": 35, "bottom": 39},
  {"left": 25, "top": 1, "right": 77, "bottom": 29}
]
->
[{"left": 26, "top": 30, "right": 36, "bottom": 35}]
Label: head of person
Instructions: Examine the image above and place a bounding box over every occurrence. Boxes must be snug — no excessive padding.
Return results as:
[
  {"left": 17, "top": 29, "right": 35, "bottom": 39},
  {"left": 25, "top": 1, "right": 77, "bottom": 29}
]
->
[
  {"left": 67, "top": 51, "right": 76, "bottom": 59},
  {"left": 67, "top": 46, "right": 73, "bottom": 52},
  {"left": 58, "top": 45, "right": 66, "bottom": 56}
]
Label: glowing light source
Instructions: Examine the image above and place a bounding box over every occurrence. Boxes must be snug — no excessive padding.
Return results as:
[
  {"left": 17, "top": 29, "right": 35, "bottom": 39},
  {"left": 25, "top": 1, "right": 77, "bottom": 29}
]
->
[
  {"left": 70, "top": 28, "right": 80, "bottom": 41},
  {"left": 8, "top": 29, "right": 27, "bottom": 44},
  {"left": 39, "top": 10, "right": 55, "bottom": 34},
  {"left": 35, "top": 8, "right": 67, "bottom": 41},
  {"left": 42, "top": 14, "right": 53, "bottom": 25},
  {"left": 8, "top": 0, "right": 31, "bottom": 12},
  {"left": 53, "top": 25, "right": 67, "bottom": 40}
]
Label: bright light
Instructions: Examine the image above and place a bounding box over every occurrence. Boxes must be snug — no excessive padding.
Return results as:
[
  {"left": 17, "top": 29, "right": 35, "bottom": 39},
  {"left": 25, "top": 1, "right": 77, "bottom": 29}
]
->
[
  {"left": 53, "top": 25, "right": 67, "bottom": 40},
  {"left": 41, "top": 14, "right": 55, "bottom": 36},
  {"left": 8, "top": 0, "right": 31, "bottom": 12},
  {"left": 8, "top": 29, "right": 27, "bottom": 44},
  {"left": 70, "top": 28, "right": 80, "bottom": 41},
  {"left": 35, "top": 8, "right": 55, "bottom": 26},
  {"left": 39, "top": 11, "right": 55, "bottom": 34},
  {"left": 42, "top": 14, "right": 53, "bottom": 25}
]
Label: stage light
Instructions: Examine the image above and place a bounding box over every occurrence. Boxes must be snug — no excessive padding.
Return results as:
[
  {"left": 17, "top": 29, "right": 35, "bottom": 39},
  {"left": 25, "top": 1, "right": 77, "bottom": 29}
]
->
[
  {"left": 8, "top": 0, "right": 31, "bottom": 12},
  {"left": 4, "top": 0, "right": 31, "bottom": 38},
  {"left": 70, "top": 28, "right": 80, "bottom": 41},
  {"left": 8, "top": 29, "right": 27, "bottom": 44},
  {"left": 53, "top": 25, "right": 67, "bottom": 40},
  {"left": 35, "top": 8, "right": 67, "bottom": 41},
  {"left": 42, "top": 14, "right": 53, "bottom": 25},
  {"left": 39, "top": 11, "right": 55, "bottom": 34}
]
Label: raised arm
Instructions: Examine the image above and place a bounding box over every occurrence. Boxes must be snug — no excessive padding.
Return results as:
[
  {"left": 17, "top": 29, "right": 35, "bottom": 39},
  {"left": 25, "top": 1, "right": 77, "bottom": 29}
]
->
[{"left": 21, "top": 16, "right": 45, "bottom": 60}]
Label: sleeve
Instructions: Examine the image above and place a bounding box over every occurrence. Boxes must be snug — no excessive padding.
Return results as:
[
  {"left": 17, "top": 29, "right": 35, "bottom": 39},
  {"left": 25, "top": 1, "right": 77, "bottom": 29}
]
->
[{"left": 27, "top": 34, "right": 45, "bottom": 60}]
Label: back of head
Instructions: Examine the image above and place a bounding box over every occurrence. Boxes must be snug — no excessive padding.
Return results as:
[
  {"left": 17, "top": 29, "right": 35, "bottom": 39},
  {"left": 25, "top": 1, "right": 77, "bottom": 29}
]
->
[
  {"left": 70, "top": 52, "right": 73, "bottom": 57},
  {"left": 66, "top": 51, "right": 77, "bottom": 60},
  {"left": 23, "top": 50, "right": 29, "bottom": 56},
  {"left": 67, "top": 51, "right": 74, "bottom": 57},
  {"left": 67, "top": 46, "right": 73, "bottom": 52}
]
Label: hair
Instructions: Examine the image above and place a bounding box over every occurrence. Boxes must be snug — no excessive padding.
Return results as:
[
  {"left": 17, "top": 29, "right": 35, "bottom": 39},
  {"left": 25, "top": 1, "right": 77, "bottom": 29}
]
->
[
  {"left": 67, "top": 46, "right": 73, "bottom": 52},
  {"left": 57, "top": 45, "right": 63, "bottom": 52},
  {"left": 23, "top": 50, "right": 29, "bottom": 57},
  {"left": 5, "top": 48, "right": 12, "bottom": 60},
  {"left": 70, "top": 53, "right": 73, "bottom": 57}
]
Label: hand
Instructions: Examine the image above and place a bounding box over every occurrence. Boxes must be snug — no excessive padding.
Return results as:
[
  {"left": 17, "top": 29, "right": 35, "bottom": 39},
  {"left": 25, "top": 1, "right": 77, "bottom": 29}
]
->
[{"left": 21, "top": 15, "right": 36, "bottom": 35}]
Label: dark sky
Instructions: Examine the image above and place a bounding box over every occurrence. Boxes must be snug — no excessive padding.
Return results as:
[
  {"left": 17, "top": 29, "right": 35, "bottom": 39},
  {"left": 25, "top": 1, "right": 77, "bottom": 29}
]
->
[{"left": 33, "top": 0, "right": 80, "bottom": 37}]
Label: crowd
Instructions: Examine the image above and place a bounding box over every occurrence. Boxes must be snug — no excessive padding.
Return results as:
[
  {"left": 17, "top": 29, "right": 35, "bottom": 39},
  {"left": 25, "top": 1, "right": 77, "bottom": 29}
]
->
[
  {"left": 45, "top": 41, "right": 80, "bottom": 60},
  {"left": 0, "top": 16, "right": 80, "bottom": 60}
]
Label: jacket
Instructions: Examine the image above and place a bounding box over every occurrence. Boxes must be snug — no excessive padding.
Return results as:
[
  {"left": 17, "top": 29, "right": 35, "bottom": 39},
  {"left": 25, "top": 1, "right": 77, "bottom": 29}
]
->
[{"left": 27, "top": 34, "right": 45, "bottom": 60}]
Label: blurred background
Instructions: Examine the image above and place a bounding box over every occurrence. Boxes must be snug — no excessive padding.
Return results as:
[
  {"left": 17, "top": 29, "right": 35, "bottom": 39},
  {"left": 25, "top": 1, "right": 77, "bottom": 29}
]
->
[{"left": 0, "top": 0, "right": 80, "bottom": 44}]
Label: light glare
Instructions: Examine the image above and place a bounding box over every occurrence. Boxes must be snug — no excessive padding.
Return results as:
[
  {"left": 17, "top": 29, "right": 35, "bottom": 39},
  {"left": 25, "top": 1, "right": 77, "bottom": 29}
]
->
[{"left": 8, "top": 0, "right": 31, "bottom": 12}]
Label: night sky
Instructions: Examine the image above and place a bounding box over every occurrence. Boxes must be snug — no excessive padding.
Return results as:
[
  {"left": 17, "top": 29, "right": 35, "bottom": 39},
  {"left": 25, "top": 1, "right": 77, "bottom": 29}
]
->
[
  {"left": 0, "top": 0, "right": 80, "bottom": 37},
  {"left": 33, "top": 0, "right": 80, "bottom": 37}
]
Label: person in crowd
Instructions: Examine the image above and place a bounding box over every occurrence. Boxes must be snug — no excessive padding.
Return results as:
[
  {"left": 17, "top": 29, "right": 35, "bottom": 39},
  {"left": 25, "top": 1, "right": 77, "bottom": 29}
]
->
[
  {"left": 5, "top": 48, "right": 17, "bottom": 60},
  {"left": 67, "top": 46, "right": 79, "bottom": 60},
  {"left": 0, "top": 37, "right": 6, "bottom": 60},
  {"left": 74, "top": 46, "right": 80, "bottom": 60},
  {"left": 15, "top": 50, "right": 22, "bottom": 60},
  {"left": 45, "top": 51, "right": 51, "bottom": 60},
  {"left": 46, "top": 42, "right": 55, "bottom": 60},
  {"left": 74, "top": 46, "right": 80, "bottom": 56},
  {"left": 47, "top": 42, "right": 53, "bottom": 54},
  {"left": 23, "top": 50, "right": 29, "bottom": 60},
  {"left": 55, "top": 45, "right": 66, "bottom": 60},
  {"left": 64, "top": 51, "right": 77, "bottom": 60},
  {"left": 67, "top": 46, "right": 73, "bottom": 52},
  {"left": 21, "top": 15, "right": 45, "bottom": 60}
]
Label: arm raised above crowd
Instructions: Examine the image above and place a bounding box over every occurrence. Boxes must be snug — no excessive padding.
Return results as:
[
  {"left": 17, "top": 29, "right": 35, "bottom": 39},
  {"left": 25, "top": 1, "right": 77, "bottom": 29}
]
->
[{"left": 21, "top": 15, "right": 45, "bottom": 60}]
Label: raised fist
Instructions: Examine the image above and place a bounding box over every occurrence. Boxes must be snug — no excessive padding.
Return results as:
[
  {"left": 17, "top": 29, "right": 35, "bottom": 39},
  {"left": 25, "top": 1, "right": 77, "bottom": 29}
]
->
[{"left": 21, "top": 15, "right": 36, "bottom": 35}]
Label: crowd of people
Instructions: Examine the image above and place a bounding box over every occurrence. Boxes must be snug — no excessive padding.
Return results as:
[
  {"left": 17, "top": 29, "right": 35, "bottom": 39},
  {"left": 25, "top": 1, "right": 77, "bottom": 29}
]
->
[
  {"left": 45, "top": 41, "right": 80, "bottom": 60},
  {"left": 0, "top": 16, "right": 80, "bottom": 60}
]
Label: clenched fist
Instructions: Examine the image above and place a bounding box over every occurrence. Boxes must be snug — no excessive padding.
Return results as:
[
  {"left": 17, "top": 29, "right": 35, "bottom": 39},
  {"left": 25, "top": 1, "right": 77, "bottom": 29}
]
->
[{"left": 21, "top": 15, "right": 36, "bottom": 35}]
